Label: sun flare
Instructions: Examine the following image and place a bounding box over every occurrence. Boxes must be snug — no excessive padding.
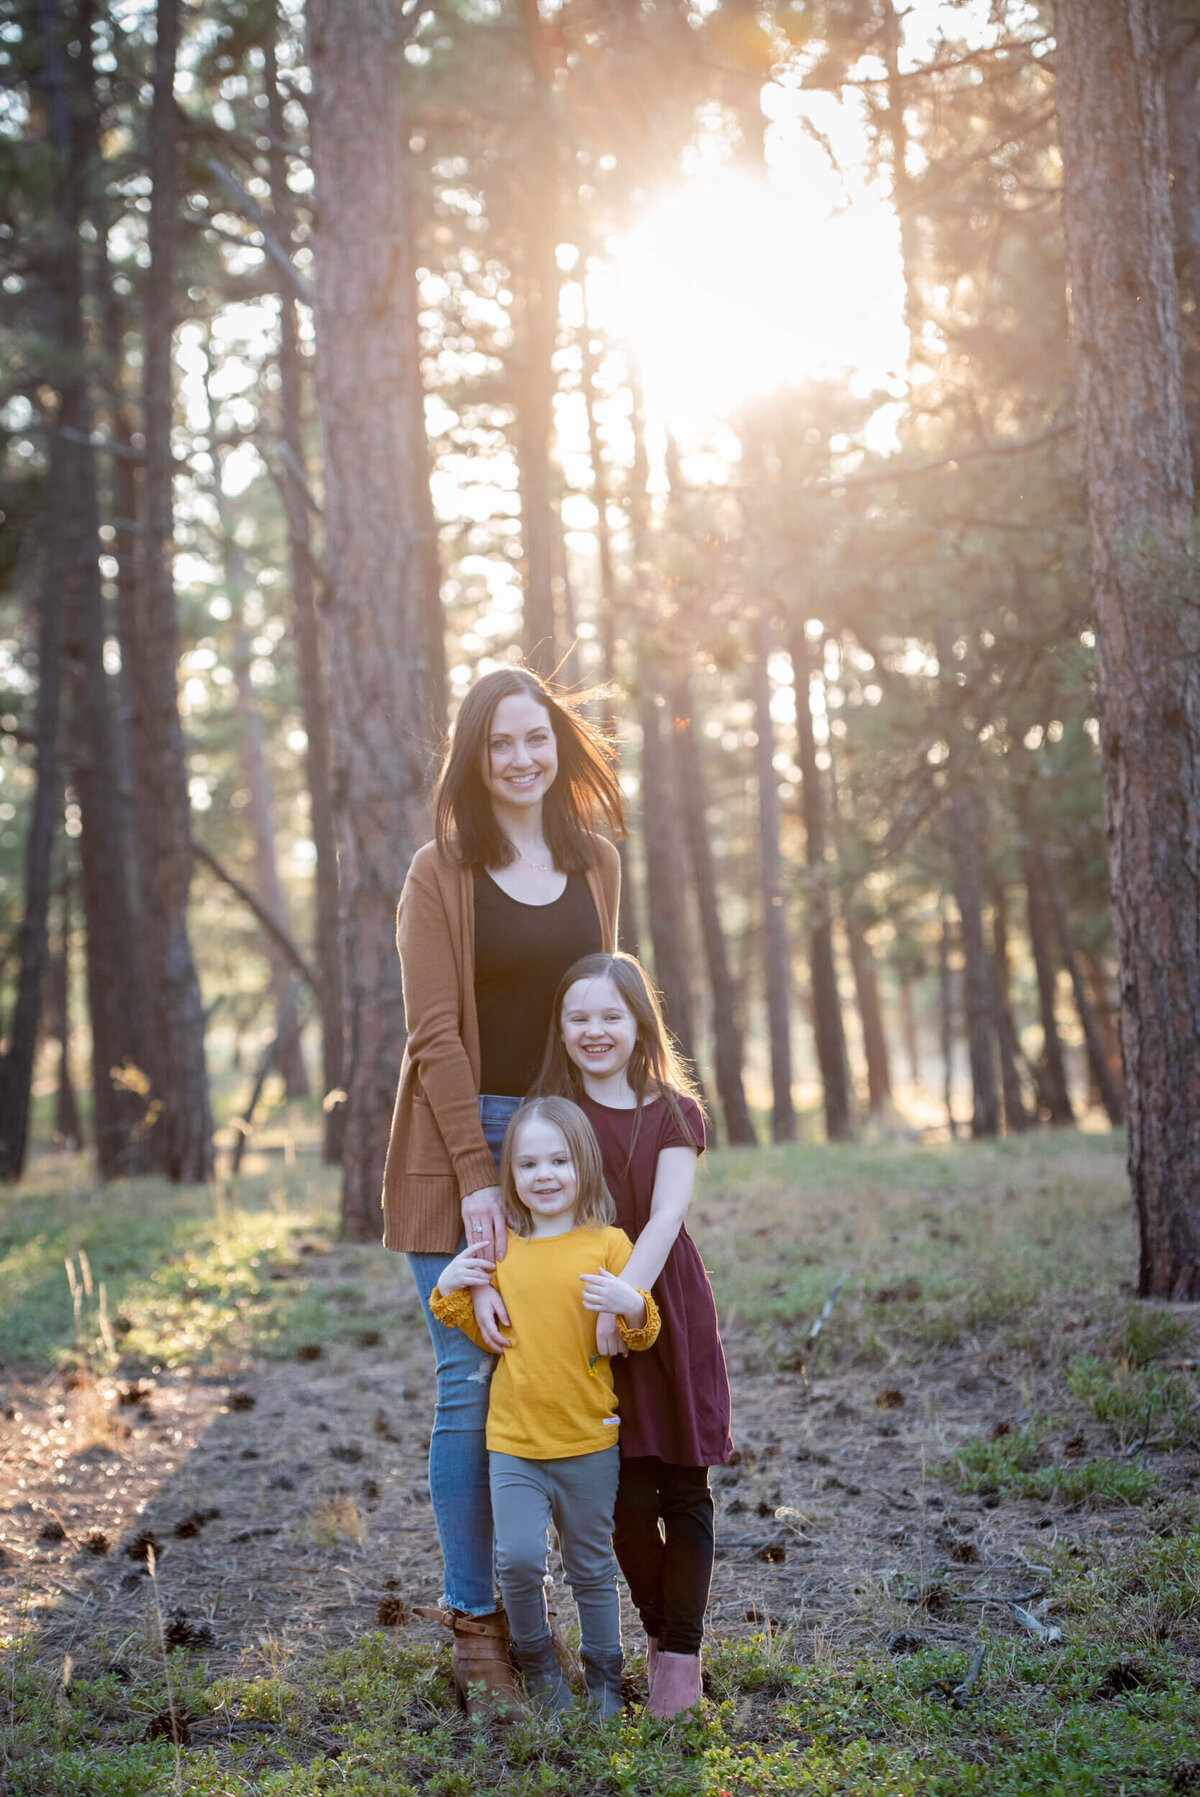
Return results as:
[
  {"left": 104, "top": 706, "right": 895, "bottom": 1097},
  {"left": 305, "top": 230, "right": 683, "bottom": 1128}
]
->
[{"left": 607, "top": 162, "right": 908, "bottom": 428}]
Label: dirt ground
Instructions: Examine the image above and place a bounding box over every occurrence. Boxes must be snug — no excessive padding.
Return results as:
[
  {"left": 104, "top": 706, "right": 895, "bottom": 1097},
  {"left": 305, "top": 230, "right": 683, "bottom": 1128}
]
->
[{"left": 3, "top": 1235, "right": 1198, "bottom": 1685}]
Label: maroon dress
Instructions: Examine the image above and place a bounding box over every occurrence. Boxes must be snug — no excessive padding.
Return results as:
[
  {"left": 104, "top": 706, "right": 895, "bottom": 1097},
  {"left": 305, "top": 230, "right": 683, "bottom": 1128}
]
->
[{"left": 579, "top": 1091, "right": 733, "bottom": 1467}]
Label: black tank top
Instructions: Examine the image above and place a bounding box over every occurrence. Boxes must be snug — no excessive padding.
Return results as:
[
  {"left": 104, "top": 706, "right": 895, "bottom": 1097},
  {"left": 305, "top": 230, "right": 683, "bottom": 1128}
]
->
[{"left": 473, "top": 870, "right": 602, "bottom": 1097}]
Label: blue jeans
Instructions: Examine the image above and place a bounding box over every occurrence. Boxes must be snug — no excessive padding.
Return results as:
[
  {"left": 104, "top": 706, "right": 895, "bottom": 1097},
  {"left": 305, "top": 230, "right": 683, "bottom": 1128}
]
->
[{"left": 407, "top": 1093, "right": 522, "bottom": 1616}]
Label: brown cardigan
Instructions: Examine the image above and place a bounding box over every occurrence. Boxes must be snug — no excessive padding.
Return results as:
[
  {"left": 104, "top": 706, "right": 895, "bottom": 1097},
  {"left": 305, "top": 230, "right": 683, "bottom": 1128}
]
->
[{"left": 381, "top": 834, "right": 621, "bottom": 1253}]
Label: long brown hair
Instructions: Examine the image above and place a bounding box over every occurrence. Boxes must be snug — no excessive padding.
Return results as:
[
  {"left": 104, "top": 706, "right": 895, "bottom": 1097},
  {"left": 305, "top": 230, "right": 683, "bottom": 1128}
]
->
[
  {"left": 532, "top": 952, "right": 702, "bottom": 1152},
  {"left": 433, "top": 667, "right": 625, "bottom": 871},
  {"left": 499, "top": 1096, "right": 616, "bottom": 1238}
]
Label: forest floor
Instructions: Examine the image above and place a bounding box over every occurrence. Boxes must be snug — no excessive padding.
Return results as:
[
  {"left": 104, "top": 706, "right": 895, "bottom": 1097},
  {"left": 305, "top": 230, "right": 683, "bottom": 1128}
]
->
[{"left": 2, "top": 1129, "right": 1199, "bottom": 1794}]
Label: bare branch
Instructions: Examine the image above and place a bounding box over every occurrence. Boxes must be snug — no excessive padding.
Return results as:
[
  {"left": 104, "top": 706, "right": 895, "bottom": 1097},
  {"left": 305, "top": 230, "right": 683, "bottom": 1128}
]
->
[{"left": 205, "top": 159, "right": 314, "bottom": 308}]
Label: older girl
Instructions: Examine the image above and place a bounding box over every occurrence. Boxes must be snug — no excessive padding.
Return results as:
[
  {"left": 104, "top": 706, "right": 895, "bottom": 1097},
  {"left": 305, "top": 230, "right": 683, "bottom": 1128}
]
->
[
  {"left": 536, "top": 951, "right": 732, "bottom": 1719},
  {"left": 384, "top": 669, "right": 624, "bottom": 1713}
]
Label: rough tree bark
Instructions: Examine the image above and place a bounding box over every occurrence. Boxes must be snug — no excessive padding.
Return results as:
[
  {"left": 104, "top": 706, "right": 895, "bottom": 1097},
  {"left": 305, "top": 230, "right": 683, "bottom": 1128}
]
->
[
  {"left": 580, "top": 313, "right": 640, "bottom": 957},
  {"left": 790, "top": 623, "right": 853, "bottom": 1142},
  {"left": 0, "top": 506, "right": 63, "bottom": 1180},
  {"left": 990, "top": 881, "right": 1033, "bottom": 1133},
  {"left": 514, "top": 0, "right": 560, "bottom": 676},
  {"left": 44, "top": 0, "right": 151, "bottom": 1178},
  {"left": 1056, "top": 0, "right": 1200, "bottom": 1295},
  {"left": 49, "top": 874, "right": 83, "bottom": 1148},
  {"left": 1040, "top": 849, "right": 1125, "bottom": 1127},
  {"left": 749, "top": 614, "right": 795, "bottom": 1143},
  {"left": 938, "top": 896, "right": 958, "bottom": 1137},
  {"left": 1018, "top": 791, "right": 1075, "bottom": 1124},
  {"left": 308, "top": 0, "right": 440, "bottom": 1239},
  {"left": 671, "top": 670, "right": 757, "bottom": 1146},
  {"left": 128, "top": 0, "right": 213, "bottom": 1179},
  {"left": 264, "top": 22, "right": 348, "bottom": 1160},
  {"left": 638, "top": 684, "right": 698, "bottom": 1072}
]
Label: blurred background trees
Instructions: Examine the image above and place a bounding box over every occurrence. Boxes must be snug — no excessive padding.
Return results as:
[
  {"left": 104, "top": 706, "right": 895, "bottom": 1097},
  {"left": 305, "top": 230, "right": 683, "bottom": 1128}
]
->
[{"left": 1, "top": 0, "right": 1196, "bottom": 1291}]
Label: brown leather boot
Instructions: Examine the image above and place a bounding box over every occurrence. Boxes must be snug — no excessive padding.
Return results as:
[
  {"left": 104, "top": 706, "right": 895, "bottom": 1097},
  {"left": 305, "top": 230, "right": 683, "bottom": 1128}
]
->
[{"left": 414, "top": 1606, "right": 523, "bottom": 1720}]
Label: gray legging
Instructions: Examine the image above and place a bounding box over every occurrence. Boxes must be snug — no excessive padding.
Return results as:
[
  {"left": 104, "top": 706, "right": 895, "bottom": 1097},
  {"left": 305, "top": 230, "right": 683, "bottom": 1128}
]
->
[{"left": 489, "top": 1446, "right": 621, "bottom": 1657}]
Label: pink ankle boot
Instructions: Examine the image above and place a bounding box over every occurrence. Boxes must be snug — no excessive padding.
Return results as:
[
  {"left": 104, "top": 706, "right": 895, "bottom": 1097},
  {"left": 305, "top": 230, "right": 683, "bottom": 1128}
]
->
[{"left": 647, "top": 1651, "right": 702, "bottom": 1719}]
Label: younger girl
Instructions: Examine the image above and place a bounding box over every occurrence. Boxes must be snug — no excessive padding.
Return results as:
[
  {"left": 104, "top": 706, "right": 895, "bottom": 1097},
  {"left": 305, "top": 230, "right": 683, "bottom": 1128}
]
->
[
  {"left": 430, "top": 1096, "right": 659, "bottom": 1717},
  {"left": 535, "top": 952, "right": 732, "bottom": 1720}
]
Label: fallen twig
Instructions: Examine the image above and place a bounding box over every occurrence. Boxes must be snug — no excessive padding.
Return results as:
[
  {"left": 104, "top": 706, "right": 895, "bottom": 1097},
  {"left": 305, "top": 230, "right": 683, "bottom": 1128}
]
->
[
  {"left": 956, "top": 1588, "right": 1043, "bottom": 1606},
  {"left": 951, "top": 1643, "right": 986, "bottom": 1706}
]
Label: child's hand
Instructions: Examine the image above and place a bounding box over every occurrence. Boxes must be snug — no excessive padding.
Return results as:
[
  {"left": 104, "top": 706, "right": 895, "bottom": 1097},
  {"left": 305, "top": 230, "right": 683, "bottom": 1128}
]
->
[
  {"left": 438, "top": 1245, "right": 496, "bottom": 1294},
  {"left": 595, "top": 1313, "right": 627, "bottom": 1360},
  {"left": 472, "top": 1283, "right": 512, "bottom": 1353},
  {"left": 580, "top": 1268, "right": 645, "bottom": 1325}
]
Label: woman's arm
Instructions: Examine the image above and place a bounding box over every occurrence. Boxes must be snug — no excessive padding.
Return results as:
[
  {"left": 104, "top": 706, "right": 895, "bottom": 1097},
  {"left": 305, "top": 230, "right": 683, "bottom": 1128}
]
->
[
  {"left": 616, "top": 1145, "right": 698, "bottom": 1292},
  {"left": 397, "top": 855, "right": 506, "bottom": 1258}
]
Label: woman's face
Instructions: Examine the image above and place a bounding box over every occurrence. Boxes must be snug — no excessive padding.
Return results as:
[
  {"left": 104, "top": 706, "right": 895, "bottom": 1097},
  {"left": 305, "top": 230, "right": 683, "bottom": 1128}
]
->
[
  {"left": 480, "top": 692, "right": 558, "bottom": 816},
  {"left": 560, "top": 975, "right": 638, "bottom": 1081},
  {"left": 512, "top": 1116, "right": 578, "bottom": 1226}
]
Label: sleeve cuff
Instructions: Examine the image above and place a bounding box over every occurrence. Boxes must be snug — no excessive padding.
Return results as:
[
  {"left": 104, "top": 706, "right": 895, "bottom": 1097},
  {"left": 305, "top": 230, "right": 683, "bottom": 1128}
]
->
[
  {"left": 616, "top": 1290, "right": 660, "bottom": 1351},
  {"left": 455, "top": 1149, "right": 504, "bottom": 1201},
  {"left": 429, "top": 1285, "right": 476, "bottom": 1331}
]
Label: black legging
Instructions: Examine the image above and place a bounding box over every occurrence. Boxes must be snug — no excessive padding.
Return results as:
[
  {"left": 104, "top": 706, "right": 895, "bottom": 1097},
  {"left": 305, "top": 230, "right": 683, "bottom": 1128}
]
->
[{"left": 612, "top": 1457, "right": 714, "bottom": 1655}]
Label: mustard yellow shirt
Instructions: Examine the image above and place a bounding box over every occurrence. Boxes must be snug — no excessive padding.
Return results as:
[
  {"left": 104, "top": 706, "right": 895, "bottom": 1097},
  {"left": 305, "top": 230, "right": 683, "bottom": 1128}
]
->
[{"left": 430, "top": 1226, "right": 660, "bottom": 1460}]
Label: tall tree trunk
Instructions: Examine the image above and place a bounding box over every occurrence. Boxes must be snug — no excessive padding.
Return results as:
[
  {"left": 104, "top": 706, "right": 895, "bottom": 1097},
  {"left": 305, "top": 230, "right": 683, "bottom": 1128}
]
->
[
  {"left": 938, "top": 896, "right": 958, "bottom": 1137},
  {"left": 50, "top": 875, "right": 83, "bottom": 1149},
  {"left": 1057, "top": 0, "right": 1200, "bottom": 1298},
  {"left": 790, "top": 622, "right": 853, "bottom": 1142},
  {"left": 671, "top": 670, "right": 756, "bottom": 1146},
  {"left": 840, "top": 897, "right": 892, "bottom": 1115},
  {"left": 128, "top": 0, "right": 213, "bottom": 1180},
  {"left": 0, "top": 502, "right": 63, "bottom": 1179},
  {"left": 580, "top": 312, "right": 640, "bottom": 957},
  {"left": 264, "top": 23, "right": 347, "bottom": 1160},
  {"left": 202, "top": 330, "right": 308, "bottom": 1101},
  {"left": 1164, "top": 20, "right": 1200, "bottom": 477},
  {"left": 937, "top": 624, "right": 998, "bottom": 1137},
  {"left": 990, "top": 881, "right": 1033, "bottom": 1133},
  {"left": 638, "top": 684, "right": 697, "bottom": 1070},
  {"left": 51, "top": 0, "right": 151, "bottom": 1178},
  {"left": 514, "top": 0, "right": 560, "bottom": 675},
  {"left": 897, "top": 967, "right": 921, "bottom": 1088},
  {"left": 1018, "top": 801, "right": 1074, "bottom": 1124},
  {"left": 309, "top": 0, "right": 439, "bottom": 1239},
  {"left": 749, "top": 614, "right": 795, "bottom": 1143},
  {"left": 1039, "top": 851, "right": 1126, "bottom": 1127},
  {"left": 1083, "top": 952, "right": 1125, "bottom": 1105}
]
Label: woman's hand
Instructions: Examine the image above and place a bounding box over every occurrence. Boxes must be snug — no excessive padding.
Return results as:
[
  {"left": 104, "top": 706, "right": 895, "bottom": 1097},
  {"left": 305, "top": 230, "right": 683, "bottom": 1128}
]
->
[
  {"left": 461, "top": 1185, "right": 506, "bottom": 1266},
  {"left": 471, "top": 1284, "right": 512, "bottom": 1353},
  {"left": 594, "top": 1313, "right": 627, "bottom": 1359},
  {"left": 438, "top": 1244, "right": 496, "bottom": 1294},
  {"left": 579, "top": 1268, "right": 646, "bottom": 1325}
]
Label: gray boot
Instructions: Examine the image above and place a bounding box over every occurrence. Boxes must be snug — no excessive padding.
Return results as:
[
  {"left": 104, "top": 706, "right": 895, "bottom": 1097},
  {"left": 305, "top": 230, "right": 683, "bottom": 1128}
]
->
[
  {"left": 513, "top": 1635, "right": 574, "bottom": 1713},
  {"left": 582, "top": 1649, "right": 624, "bottom": 1719}
]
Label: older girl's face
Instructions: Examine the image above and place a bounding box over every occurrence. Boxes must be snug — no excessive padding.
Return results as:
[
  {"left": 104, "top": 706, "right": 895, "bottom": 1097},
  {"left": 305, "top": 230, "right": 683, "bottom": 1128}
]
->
[
  {"left": 560, "top": 975, "right": 638, "bottom": 1081},
  {"left": 480, "top": 692, "right": 558, "bottom": 815}
]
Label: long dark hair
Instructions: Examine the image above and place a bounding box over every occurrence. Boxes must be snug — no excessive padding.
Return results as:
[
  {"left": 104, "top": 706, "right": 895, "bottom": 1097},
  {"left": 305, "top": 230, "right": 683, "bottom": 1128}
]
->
[
  {"left": 532, "top": 952, "right": 701, "bottom": 1156},
  {"left": 433, "top": 668, "right": 626, "bottom": 871}
]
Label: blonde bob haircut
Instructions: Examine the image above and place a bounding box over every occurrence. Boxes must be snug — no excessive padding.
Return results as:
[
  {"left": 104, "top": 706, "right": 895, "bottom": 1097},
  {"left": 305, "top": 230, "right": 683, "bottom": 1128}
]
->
[{"left": 499, "top": 1096, "right": 616, "bottom": 1238}]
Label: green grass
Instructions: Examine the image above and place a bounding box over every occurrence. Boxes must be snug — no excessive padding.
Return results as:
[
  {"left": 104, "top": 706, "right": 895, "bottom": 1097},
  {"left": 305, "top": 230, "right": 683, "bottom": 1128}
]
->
[
  {"left": 4, "top": 1134, "right": 1200, "bottom": 1794},
  {"left": 0, "top": 1156, "right": 390, "bottom": 1373},
  {"left": 690, "top": 1129, "right": 1133, "bottom": 1369},
  {"left": 944, "top": 1419, "right": 1160, "bottom": 1505},
  {"left": 3, "top": 1627, "right": 1199, "bottom": 1795}
]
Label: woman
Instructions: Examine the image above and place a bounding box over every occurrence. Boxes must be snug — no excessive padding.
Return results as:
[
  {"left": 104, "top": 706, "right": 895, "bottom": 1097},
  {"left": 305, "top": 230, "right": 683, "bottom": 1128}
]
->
[{"left": 382, "top": 666, "right": 625, "bottom": 1713}]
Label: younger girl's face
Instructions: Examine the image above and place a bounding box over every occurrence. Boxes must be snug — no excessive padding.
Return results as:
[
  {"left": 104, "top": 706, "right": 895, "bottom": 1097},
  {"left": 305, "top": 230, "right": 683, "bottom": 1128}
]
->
[
  {"left": 512, "top": 1117, "right": 578, "bottom": 1228},
  {"left": 560, "top": 975, "right": 637, "bottom": 1081}
]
